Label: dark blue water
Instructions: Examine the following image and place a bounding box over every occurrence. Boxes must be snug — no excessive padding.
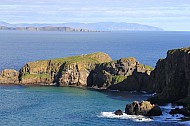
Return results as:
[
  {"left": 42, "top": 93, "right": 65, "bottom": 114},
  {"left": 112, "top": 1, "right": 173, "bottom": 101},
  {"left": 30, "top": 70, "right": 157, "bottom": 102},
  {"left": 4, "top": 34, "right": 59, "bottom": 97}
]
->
[
  {"left": 0, "top": 31, "right": 190, "bottom": 70},
  {"left": 0, "top": 31, "right": 190, "bottom": 125}
]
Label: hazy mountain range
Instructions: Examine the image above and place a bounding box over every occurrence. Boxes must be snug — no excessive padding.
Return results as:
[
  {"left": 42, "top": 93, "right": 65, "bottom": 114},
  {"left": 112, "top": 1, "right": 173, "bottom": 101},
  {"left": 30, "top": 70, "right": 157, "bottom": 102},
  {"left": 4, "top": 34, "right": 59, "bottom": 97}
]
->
[{"left": 0, "top": 21, "right": 163, "bottom": 31}]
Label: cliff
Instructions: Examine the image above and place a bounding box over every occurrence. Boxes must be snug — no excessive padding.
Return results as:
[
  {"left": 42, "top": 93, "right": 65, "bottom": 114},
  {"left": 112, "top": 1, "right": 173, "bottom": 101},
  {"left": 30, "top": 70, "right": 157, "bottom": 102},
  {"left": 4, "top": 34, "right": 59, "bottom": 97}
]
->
[
  {"left": 1, "top": 47, "right": 190, "bottom": 106},
  {"left": 0, "top": 52, "right": 112, "bottom": 85},
  {"left": 19, "top": 52, "right": 112, "bottom": 86},
  {"left": 149, "top": 47, "right": 190, "bottom": 105},
  {"left": 0, "top": 69, "right": 19, "bottom": 84},
  {"left": 0, "top": 52, "right": 152, "bottom": 91},
  {"left": 87, "top": 57, "right": 153, "bottom": 91}
]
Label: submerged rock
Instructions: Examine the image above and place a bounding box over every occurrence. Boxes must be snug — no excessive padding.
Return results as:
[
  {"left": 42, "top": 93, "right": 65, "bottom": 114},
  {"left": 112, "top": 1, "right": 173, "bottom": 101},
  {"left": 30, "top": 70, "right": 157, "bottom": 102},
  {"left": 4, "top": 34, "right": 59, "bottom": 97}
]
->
[
  {"left": 125, "top": 101, "right": 162, "bottom": 116},
  {"left": 114, "top": 109, "right": 123, "bottom": 115}
]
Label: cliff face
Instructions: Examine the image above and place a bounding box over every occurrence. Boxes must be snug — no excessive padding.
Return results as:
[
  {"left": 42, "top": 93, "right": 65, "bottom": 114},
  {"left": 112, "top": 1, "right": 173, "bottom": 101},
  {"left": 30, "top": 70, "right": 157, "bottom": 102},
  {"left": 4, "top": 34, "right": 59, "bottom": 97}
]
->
[
  {"left": 149, "top": 47, "right": 190, "bottom": 104},
  {"left": 87, "top": 58, "right": 153, "bottom": 91},
  {"left": 0, "top": 69, "right": 19, "bottom": 84},
  {"left": 18, "top": 52, "right": 112, "bottom": 86}
]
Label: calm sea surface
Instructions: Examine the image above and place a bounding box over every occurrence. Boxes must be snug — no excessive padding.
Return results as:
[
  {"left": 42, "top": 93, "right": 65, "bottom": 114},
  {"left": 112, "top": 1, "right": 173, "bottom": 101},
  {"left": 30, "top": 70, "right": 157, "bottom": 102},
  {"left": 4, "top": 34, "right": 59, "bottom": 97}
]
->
[{"left": 0, "top": 31, "right": 190, "bottom": 126}]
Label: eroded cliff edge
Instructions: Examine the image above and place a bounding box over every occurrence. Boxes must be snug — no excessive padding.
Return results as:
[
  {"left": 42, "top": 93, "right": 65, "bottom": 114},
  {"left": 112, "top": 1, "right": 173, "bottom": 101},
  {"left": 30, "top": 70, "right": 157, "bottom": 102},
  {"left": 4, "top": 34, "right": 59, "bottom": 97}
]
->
[
  {"left": 148, "top": 47, "right": 190, "bottom": 105},
  {"left": 0, "top": 52, "right": 152, "bottom": 91}
]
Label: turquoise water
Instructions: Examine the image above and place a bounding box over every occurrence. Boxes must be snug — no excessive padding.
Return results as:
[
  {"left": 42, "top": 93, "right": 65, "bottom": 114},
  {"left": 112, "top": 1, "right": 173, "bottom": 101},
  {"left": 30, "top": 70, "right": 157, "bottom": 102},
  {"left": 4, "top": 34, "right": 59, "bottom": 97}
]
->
[
  {"left": 0, "top": 85, "right": 184, "bottom": 126},
  {"left": 0, "top": 31, "right": 190, "bottom": 125}
]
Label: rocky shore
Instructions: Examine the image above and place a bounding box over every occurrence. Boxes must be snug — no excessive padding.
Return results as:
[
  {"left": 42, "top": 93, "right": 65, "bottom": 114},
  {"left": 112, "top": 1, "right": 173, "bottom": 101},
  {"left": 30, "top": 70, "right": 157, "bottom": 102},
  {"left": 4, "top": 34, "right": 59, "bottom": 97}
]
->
[{"left": 1, "top": 47, "right": 190, "bottom": 118}]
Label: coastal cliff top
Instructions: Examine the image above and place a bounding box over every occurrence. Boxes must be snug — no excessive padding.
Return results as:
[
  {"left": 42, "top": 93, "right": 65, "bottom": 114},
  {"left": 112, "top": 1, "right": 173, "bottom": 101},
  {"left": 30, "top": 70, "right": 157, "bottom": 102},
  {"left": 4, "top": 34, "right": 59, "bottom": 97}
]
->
[
  {"left": 167, "top": 47, "right": 190, "bottom": 54},
  {"left": 26, "top": 52, "right": 112, "bottom": 65}
]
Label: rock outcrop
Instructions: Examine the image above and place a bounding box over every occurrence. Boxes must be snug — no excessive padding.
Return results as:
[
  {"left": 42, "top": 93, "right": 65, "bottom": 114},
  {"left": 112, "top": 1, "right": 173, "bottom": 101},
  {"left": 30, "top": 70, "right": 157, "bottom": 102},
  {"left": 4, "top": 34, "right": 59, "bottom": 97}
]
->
[
  {"left": 148, "top": 47, "right": 190, "bottom": 105},
  {"left": 125, "top": 101, "right": 162, "bottom": 116},
  {"left": 0, "top": 69, "right": 19, "bottom": 84},
  {"left": 114, "top": 109, "right": 123, "bottom": 115},
  {"left": 87, "top": 58, "right": 153, "bottom": 91},
  {"left": 169, "top": 107, "right": 190, "bottom": 116},
  {"left": 18, "top": 52, "right": 112, "bottom": 86}
]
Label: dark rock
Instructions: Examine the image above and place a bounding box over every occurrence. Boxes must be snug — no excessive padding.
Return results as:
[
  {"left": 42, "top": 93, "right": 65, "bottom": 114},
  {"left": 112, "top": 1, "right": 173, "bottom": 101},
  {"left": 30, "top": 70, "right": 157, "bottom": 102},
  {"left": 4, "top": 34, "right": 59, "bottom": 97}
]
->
[
  {"left": 179, "top": 108, "right": 190, "bottom": 116},
  {"left": 169, "top": 108, "right": 180, "bottom": 115},
  {"left": 114, "top": 109, "right": 123, "bottom": 115},
  {"left": 146, "top": 106, "right": 162, "bottom": 116},
  {"left": 125, "top": 101, "right": 161, "bottom": 116},
  {"left": 149, "top": 47, "right": 190, "bottom": 105},
  {"left": 169, "top": 107, "right": 190, "bottom": 116},
  {"left": 87, "top": 57, "right": 153, "bottom": 92}
]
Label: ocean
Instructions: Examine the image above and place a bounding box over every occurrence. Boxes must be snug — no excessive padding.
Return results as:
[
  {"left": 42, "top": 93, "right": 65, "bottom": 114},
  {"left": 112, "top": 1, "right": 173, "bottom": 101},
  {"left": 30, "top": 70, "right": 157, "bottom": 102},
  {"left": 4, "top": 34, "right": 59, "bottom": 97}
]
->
[{"left": 0, "top": 31, "right": 190, "bottom": 126}]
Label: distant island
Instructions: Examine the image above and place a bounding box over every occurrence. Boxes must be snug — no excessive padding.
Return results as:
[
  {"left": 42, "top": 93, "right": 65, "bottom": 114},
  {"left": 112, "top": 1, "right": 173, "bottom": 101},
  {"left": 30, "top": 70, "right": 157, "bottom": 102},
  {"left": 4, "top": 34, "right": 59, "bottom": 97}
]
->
[{"left": 0, "top": 21, "right": 163, "bottom": 31}]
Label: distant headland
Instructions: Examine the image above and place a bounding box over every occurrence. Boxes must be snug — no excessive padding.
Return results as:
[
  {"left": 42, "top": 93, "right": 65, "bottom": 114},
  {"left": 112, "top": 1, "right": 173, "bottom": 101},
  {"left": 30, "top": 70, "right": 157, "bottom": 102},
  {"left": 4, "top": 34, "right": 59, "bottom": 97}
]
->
[{"left": 0, "top": 21, "right": 163, "bottom": 31}]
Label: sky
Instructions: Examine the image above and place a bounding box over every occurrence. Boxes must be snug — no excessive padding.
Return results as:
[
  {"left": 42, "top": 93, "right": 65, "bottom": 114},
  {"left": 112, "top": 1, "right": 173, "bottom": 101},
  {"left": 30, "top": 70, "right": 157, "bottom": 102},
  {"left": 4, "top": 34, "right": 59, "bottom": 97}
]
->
[{"left": 0, "top": 0, "right": 190, "bottom": 31}]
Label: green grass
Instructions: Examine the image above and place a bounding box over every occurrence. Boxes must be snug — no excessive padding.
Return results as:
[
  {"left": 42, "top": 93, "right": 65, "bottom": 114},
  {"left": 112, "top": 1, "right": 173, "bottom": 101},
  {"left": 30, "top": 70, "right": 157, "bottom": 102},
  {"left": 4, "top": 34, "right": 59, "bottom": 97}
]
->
[
  {"left": 112, "top": 75, "right": 126, "bottom": 83},
  {"left": 22, "top": 72, "right": 51, "bottom": 79},
  {"left": 144, "top": 65, "right": 154, "bottom": 71}
]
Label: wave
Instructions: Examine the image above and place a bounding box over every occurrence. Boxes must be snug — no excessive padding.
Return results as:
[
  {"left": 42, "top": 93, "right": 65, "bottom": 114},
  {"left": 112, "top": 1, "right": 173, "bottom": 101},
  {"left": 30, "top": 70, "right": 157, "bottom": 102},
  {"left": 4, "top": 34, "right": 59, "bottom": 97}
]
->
[
  {"left": 98, "top": 112, "right": 153, "bottom": 122},
  {"left": 98, "top": 110, "right": 189, "bottom": 125},
  {"left": 160, "top": 103, "right": 183, "bottom": 110}
]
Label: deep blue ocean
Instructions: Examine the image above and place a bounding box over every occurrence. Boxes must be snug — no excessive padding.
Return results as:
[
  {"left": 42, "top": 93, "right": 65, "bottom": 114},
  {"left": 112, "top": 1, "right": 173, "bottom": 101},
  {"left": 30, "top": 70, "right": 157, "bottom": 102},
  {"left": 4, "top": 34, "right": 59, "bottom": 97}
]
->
[{"left": 0, "top": 31, "right": 190, "bottom": 126}]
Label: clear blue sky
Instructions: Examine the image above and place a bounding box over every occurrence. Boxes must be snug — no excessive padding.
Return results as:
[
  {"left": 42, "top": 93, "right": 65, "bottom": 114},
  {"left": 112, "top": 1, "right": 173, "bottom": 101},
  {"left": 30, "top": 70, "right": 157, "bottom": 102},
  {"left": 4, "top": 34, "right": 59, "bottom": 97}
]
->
[{"left": 0, "top": 0, "right": 190, "bottom": 31}]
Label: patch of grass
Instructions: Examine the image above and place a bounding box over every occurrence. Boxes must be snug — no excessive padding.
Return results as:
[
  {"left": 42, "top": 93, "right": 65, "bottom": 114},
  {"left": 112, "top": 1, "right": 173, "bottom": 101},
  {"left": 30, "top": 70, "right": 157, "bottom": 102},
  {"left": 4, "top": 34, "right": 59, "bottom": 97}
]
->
[
  {"left": 112, "top": 75, "right": 126, "bottom": 83},
  {"left": 22, "top": 72, "right": 51, "bottom": 79},
  {"left": 144, "top": 65, "right": 154, "bottom": 71}
]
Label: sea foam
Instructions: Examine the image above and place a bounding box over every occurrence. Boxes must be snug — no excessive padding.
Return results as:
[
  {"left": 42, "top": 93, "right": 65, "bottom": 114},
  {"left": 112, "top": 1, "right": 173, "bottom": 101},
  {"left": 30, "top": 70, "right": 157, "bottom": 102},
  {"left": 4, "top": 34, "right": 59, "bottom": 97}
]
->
[{"left": 98, "top": 112, "right": 153, "bottom": 122}]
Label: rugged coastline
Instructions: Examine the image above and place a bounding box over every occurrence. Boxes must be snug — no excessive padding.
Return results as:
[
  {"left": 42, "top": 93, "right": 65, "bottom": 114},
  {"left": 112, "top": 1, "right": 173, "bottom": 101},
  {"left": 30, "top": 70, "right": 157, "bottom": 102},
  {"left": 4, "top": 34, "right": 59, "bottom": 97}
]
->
[{"left": 1, "top": 47, "right": 190, "bottom": 120}]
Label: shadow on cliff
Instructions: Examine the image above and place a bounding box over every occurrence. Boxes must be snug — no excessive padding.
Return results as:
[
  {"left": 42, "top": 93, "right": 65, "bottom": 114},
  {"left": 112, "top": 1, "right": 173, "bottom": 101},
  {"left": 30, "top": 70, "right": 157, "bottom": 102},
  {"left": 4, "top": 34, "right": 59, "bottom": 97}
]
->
[
  {"left": 53, "top": 63, "right": 66, "bottom": 86},
  {"left": 108, "top": 71, "right": 153, "bottom": 92}
]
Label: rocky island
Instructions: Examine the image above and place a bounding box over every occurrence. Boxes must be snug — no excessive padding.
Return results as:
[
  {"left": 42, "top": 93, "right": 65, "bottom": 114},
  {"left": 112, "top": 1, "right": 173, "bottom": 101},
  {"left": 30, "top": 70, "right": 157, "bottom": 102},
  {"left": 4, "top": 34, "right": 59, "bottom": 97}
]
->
[{"left": 1, "top": 47, "right": 190, "bottom": 118}]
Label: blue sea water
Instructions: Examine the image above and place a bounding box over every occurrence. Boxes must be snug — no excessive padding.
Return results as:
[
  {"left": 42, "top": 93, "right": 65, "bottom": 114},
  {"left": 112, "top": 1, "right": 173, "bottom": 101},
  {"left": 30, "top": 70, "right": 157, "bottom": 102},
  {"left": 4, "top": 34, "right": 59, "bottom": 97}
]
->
[{"left": 0, "top": 31, "right": 190, "bottom": 126}]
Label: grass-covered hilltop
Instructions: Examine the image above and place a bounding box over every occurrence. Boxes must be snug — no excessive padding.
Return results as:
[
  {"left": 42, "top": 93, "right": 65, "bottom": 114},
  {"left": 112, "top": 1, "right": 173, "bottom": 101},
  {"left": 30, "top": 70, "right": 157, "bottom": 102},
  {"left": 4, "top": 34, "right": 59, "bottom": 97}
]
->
[{"left": 1, "top": 47, "right": 190, "bottom": 110}]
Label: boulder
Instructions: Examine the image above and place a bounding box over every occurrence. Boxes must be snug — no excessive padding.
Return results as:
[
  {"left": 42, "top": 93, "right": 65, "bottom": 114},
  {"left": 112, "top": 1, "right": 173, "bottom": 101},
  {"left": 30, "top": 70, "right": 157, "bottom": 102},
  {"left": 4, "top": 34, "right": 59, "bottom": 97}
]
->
[
  {"left": 146, "top": 106, "right": 162, "bottom": 116},
  {"left": 125, "top": 101, "right": 162, "bottom": 116},
  {"left": 114, "top": 109, "right": 123, "bottom": 115}
]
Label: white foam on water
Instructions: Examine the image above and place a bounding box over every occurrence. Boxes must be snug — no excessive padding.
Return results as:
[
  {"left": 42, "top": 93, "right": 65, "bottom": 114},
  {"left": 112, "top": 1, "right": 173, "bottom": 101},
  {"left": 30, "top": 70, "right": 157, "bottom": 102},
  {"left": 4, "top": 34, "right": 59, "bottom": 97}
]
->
[
  {"left": 98, "top": 112, "right": 153, "bottom": 122},
  {"left": 179, "top": 121, "right": 190, "bottom": 126},
  {"left": 98, "top": 104, "right": 189, "bottom": 124},
  {"left": 160, "top": 103, "right": 183, "bottom": 110}
]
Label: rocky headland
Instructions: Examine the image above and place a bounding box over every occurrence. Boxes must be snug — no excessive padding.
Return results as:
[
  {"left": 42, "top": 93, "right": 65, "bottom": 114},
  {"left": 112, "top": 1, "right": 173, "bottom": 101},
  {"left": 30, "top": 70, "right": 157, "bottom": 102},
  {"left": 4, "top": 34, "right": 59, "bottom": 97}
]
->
[
  {"left": 1, "top": 47, "right": 190, "bottom": 118},
  {"left": 0, "top": 26, "right": 95, "bottom": 32}
]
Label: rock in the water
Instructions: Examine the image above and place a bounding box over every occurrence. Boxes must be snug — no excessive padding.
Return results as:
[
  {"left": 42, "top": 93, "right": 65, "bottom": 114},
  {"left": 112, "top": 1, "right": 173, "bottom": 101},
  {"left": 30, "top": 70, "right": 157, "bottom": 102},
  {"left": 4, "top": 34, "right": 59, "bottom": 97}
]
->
[
  {"left": 169, "top": 107, "right": 190, "bottom": 116},
  {"left": 114, "top": 109, "right": 123, "bottom": 115},
  {"left": 169, "top": 108, "right": 180, "bottom": 115},
  {"left": 146, "top": 106, "right": 162, "bottom": 116},
  {"left": 125, "top": 101, "right": 162, "bottom": 116},
  {"left": 149, "top": 47, "right": 190, "bottom": 105},
  {"left": 0, "top": 69, "right": 19, "bottom": 84},
  {"left": 87, "top": 57, "right": 153, "bottom": 92}
]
